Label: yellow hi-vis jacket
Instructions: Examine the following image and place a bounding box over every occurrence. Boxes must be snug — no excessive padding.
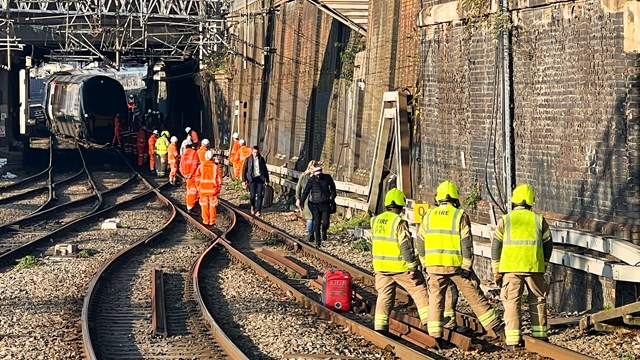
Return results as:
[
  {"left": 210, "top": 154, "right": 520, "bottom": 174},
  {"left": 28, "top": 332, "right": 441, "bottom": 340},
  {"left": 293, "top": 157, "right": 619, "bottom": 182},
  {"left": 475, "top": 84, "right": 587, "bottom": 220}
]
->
[
  {"left": 499, "top": 209, "right": 545, "bottom": 273},
  {"left": 420, "top": 204, "right": 464, "bottom": 267},
  {"left": 155, "top": 136, "right": 169, "bottom": 155},
  {"left": 371, "top": 211, "right": 412, "bottom": 272}
]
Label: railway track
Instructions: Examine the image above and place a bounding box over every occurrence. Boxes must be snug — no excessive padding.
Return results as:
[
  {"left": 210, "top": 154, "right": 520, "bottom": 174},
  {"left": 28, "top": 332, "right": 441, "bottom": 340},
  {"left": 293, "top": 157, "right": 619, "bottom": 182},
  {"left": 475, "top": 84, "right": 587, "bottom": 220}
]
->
[{"left": 216, "top": 198, "right": 596, "bottom": 360}]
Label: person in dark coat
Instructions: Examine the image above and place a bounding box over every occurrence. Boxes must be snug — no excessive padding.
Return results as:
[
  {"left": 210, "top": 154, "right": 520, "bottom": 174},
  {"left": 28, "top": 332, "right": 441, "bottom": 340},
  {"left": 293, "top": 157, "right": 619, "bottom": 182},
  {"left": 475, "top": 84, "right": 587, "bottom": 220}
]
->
[
  {"left": 300, "top": 166, "right": 337, "bottom": 247},
  {"left": 242, "top": 145, "right": 270, "bottom": 216}
]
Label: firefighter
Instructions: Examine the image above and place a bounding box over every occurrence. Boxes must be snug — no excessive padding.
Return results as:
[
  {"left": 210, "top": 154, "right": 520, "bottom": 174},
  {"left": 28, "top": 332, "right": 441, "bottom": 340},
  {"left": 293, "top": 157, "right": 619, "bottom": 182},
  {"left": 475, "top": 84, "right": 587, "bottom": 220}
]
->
[
  {"left": 234, "top": 139, "right": 251, "bottom": 179},
  {"left": 492, "top": 184, "right": 552, "bottom": 350},
  {"left": 198, "top": 138, "right": 211, "bottom": 162},
  {"left": 417, "top": 180, "right": 503, "bottom": 341},
  {"left": 229, "top": 132, "right": 240, "bottom": 178},
  {"left": 137, "top": 125, "right": 148, "bottom": 167},
  {"left": 370, "top": 188, "right": 431, "bottom": 336},
  {"left": 168, "top": 136, "right": 180, "bottom": 185},
  {"left": 148, "top": 130, "right": 159, "bottom": 173},
  {"left": 112, "top": 113, "right": 122, "bottom": 146},
  {"left": 180, "top": 141, "right": 201, "bottom": 212},
  {"left": 195, "top": 150, "right": 222, "bottom": 225},
  {"left": 155, "top": 130, "right": 170, "bottom": 177},
  {"left": 186, "top": 126, "right": 199, "bottom": 144}
]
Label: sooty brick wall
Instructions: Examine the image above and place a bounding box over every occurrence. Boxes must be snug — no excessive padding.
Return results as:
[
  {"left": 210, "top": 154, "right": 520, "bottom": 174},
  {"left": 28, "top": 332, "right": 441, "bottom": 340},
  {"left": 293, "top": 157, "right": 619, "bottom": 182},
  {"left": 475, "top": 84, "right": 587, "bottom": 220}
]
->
[{"left": 418, "top": 0, "right": 640, "bottom": 231}]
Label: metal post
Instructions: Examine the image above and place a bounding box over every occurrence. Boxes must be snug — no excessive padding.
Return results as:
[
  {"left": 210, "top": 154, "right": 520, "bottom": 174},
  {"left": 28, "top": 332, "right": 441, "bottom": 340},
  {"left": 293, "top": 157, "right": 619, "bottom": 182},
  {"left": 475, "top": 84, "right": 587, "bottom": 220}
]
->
[{"left": 500, "top": 0, "right": 514, "bottom": 211}]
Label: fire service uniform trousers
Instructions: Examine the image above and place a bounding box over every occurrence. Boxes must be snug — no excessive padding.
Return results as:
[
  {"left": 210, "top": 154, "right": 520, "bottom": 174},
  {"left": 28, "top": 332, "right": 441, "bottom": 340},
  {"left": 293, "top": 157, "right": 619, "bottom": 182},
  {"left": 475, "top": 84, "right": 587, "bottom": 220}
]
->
[
  {"left": 501, "top": 273, "right": 548, "bottom": 346},
  {"left": 374, "top": 272, "right": 430, "bottom": 332},
  {"left": 427, "top": 272, "right": 498, "bottom": 338}
]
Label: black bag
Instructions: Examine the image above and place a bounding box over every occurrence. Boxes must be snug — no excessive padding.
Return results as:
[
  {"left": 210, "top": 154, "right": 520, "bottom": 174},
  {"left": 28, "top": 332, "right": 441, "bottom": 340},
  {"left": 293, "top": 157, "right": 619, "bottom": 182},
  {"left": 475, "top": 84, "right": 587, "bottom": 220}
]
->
[
  {"left": 262, "top": 184, "right": 274, "bottom": 208},
  {"left": 329, "top": 199, "right": 337, "bottom": 214}
]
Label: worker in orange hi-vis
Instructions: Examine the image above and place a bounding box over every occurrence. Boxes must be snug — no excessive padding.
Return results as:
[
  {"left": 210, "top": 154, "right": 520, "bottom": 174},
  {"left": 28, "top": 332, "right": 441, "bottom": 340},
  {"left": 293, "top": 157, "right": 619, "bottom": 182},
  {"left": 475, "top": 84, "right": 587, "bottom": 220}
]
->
[
  {"left": 136, "top": 125, "right": 147, "bottom": 167},
  {"left": 234, "top": 139, "right": 252, "bottom": 179},
  {"left": 148, "top": 130, "right": 159, "bottom": 173},
  {"left": 180, "top": 141, "right": 201, "bottom": 212},
  {"left": 195, "top": 150, "right": 222, "bottom": 225},
  {"left": 112, "top": 113, "right": 122, "bottom": 146},
  {"left": 229, "top": 132, "right": 240, "bottom": 178},
  {"left": 168, "top": 136, "right": 180, "bottom": 185},
  {"left": 197, "top": 138, "right": 210, "bottom": 162}
]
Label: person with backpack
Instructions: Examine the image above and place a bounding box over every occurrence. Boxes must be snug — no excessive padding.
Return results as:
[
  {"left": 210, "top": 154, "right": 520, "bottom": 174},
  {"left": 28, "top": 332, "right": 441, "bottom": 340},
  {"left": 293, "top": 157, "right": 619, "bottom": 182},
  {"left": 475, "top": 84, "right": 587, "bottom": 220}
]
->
[{"left": 300, "top": 166, "right": 336, "bottom": 247}]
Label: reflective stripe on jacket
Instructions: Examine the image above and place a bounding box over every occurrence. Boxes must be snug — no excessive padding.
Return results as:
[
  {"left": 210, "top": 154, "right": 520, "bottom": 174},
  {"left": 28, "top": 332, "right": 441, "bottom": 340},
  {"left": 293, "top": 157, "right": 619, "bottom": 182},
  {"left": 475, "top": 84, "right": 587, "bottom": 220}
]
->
[
  {"left": 371, "top": 211, "right": 409, "bottom": 272},
  {"left": 499, "top": 209, "right": 545, "bottom": 273},
  {"left": 195, "top": 161, "right": 222, "bottom": 196},
  {"left": 420, "top": 204, "right": 464, "bottom": 267}
]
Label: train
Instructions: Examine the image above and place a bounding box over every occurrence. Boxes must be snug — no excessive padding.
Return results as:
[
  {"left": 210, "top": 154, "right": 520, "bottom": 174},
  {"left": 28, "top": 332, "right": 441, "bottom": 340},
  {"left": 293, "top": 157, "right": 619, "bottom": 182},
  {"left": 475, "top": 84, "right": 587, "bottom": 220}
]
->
[
  {"left": 43, "top": 72, "right": 128, "bottom": 144},
  {"left": 30, "top": 66, "right": 147, "bottom": 146}
]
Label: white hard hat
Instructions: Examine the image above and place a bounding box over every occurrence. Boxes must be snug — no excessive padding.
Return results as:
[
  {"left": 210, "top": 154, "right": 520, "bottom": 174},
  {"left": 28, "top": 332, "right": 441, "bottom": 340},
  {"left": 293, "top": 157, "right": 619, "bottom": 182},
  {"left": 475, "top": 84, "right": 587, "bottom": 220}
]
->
[
  {"left": 205, "top": 150, "right": 214, "bottom": 160},
  {"left": 170, "top": 136, "right": 178, "bottom": 143},
  {"left": 239, "top": 139, "right": 246, "bottom": 145},
  {"left": 152, "top": 130, "right": 159, "bottom": 135},
  {"left": 201, "top": 138, "right": 210, "bottom": 146},
  {"left": 232, "top": 132, "right": 239, "bottom": 139},
  {"left": 185, "top": 127, "right": 191, "bottom": 133}
]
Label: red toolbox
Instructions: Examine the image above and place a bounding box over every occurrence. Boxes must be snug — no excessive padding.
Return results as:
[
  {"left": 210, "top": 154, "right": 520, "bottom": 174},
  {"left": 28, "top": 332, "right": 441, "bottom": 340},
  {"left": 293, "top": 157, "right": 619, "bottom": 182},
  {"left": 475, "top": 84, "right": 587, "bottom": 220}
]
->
[{"left": 321, "top": 269, "right": 352, "bottom": 312}]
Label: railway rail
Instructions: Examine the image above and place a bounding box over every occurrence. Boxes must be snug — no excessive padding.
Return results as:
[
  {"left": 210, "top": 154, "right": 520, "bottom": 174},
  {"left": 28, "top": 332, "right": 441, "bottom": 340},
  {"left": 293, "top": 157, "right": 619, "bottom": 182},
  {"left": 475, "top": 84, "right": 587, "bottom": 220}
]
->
[{"left": 216, "top": 197, "right": 596, "bottom": 360}]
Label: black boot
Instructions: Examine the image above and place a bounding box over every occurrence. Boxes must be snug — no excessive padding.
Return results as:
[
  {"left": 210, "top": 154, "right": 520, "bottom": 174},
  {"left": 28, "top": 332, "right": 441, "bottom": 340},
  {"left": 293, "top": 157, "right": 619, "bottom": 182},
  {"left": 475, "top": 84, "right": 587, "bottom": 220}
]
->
[
  {"left": 308, "top": 235, "right": 315, "bottom": 246},
  {"left": 322, "top": 231, "right": 327, "bottom": 241}
]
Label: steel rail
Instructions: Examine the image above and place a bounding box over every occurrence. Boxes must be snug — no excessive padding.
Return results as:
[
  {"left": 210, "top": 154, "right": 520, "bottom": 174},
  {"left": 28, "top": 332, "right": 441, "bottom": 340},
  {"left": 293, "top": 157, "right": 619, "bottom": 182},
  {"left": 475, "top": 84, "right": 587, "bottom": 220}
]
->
[
  {"left": 217, "top": 199, "right": 597, "bottom": 358},
  {"left": 86, "top": 151, "right": 248, "bottom": 359},
  {"left": 208, "top": 202, "right": 443, "bottom": 360},
  {"left": 0, "top": 136, "right": 52, "bottom": 193},
  {"left": 81, "top": 179, "right": 176, "bottom": 360}
]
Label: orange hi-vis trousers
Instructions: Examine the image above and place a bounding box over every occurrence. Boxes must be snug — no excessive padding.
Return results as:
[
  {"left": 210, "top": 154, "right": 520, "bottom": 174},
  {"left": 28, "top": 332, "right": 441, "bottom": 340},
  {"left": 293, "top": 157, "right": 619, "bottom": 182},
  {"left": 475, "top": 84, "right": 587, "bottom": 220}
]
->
[
  {"left": 169, "top": 165, "right": 178, "bottom": 183},
  {"left": 199, "top": 189, "right": 220, "bottom": 225},
  {"left": 186, "top": 177, "right": 198, "bottom": 210}
]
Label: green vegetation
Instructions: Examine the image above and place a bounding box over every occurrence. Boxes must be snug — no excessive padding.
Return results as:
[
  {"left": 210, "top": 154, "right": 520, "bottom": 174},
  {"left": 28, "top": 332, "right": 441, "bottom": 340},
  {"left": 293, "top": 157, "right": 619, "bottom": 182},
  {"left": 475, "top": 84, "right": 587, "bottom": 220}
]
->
[
  {"left": 200, "top": 49, "right": 229, "bottom": 80},
  {"left": 459, "top": 0, "right": 513, "bottom": 41},
  {"left": 239, "top": 194, "right": 250, "bottom": 201},
  {"left": 226, "top": 179, "right": 244, "bottom": 191},
  {"left": 623, "top": 353, "right": 636, "bottom": 360},
  {"left": 265, "top": 236, "right": 284, "bottom": 246},
  {"left": 78, "top": 249, "right": 92, "bottom": 258},
  {"left": 603, "top": 304, "right": 613, "bottom": 311},
  {"left": 462, "top": 181, "right": 482, "bottom": 209},
  {"left": 16, "top": 255, "right": 39, "bottom": 270},
  {"left": 339, "top": 37, "right": 366, "bottom": 82},
  {"left": 351, "top": 238, "right": 371, "bottom": 252},
  {"left": 328, "top": 212, "right": 370, "bottom": 234}
]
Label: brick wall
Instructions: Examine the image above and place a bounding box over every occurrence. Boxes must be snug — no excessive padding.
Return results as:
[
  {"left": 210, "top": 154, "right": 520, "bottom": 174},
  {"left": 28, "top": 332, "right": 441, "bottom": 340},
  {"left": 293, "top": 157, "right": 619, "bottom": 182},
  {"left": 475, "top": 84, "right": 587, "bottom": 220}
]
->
[{"left": 417, "top": 0, "right": 640, "bottom": 232}]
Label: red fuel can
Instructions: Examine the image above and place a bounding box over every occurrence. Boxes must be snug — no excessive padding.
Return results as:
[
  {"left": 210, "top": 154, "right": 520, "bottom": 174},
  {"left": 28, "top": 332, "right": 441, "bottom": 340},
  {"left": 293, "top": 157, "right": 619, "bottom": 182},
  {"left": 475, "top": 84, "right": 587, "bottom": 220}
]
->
[{"left": 321, "top": 269, "right": 352, "bottom": 312}]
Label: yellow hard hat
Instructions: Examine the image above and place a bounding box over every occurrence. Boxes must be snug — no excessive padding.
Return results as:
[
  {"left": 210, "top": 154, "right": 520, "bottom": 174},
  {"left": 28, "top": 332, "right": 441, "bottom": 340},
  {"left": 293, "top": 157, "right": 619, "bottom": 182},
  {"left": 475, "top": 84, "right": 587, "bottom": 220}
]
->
[
  {"left": 511, "top": 184, "right": 535, "bottom": 206},
  {"left": 161, "top": 130, "right": 170, "bottom": 137},
  {"left": 435, "top": 180, "right": 459, "bottom": 202},
  {"left": 384, "top": 188, "right": 406, "bottom": 208}
]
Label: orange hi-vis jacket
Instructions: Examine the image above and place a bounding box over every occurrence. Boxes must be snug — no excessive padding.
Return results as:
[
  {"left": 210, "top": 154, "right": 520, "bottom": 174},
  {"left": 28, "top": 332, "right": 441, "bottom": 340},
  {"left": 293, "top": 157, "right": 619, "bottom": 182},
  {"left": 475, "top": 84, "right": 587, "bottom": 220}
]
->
[
  {"left": 168, "top": 142, "right": 179, "bottom": 166},
  {"left": 235, "top": 145, "right": 252, "bottom": 173},
  {"left": 148, "top": 134, "right": 158, "bottom": 156},
  {"left": 197, "top": 146, "right": 208, "bottom": 163},
  {"left": 195, "top": 160, "right": 222, "bottom": 196},
  {"left": 229, "top": 139, "right": 240, "bottom": 165},
  {"left": 180, "top": 148, "right": 200, "bottom": 179}
]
